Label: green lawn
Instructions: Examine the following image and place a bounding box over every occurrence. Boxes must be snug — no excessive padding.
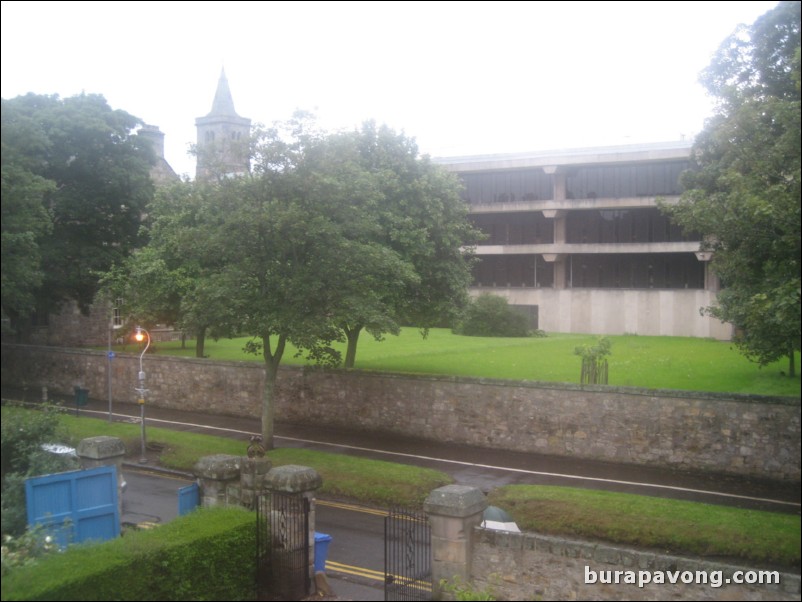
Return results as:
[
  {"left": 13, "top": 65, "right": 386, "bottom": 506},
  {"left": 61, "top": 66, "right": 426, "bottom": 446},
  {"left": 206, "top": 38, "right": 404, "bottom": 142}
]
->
[{"left": 119, "top": 328, "right": 801, "bottom": 396}]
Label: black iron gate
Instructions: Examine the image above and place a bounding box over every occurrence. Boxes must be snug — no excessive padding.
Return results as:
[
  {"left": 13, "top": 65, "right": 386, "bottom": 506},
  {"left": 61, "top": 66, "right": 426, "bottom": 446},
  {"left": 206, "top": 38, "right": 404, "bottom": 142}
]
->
[
  {"left": 384, "top": 508, "right": 432, "bottom": 601},
  {"left": 256, "top": 492, "right": 310, "bottom": 601}
]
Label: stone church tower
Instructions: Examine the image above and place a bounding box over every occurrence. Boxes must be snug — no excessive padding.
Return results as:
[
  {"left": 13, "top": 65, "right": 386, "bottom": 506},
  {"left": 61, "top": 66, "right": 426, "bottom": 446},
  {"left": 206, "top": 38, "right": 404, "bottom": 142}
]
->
[{"left": 195, "top": 68, "right": 251, "bottom": 180}]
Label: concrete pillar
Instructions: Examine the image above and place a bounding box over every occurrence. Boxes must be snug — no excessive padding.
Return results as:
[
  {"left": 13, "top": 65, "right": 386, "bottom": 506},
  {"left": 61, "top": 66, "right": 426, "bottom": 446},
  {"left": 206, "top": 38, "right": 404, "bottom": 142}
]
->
[
  {"left": 193, "top": 454, "right": 242, "bottom": 507},
  {"left": 542, "top": 166, "right": 566, "bottom": 201},
  {"left": 265, "top": 465, "right": 323, "bottom": 584},
  {"left": 695, "top": 251, "right": 720, "bottom": 292},
  {"left": 542, "top": 252, "right": 568, "bottom": 289},
  {"left": 424, "top": 485, "right": 487, "bottom": 600},
  {"left": 76, "top": 436, "right": 126, "bottom": 516}
]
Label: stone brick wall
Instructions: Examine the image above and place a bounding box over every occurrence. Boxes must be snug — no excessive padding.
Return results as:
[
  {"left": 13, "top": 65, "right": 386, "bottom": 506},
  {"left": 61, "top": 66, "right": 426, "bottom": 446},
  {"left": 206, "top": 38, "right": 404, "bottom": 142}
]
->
[
  {"left": 2, "top": 344, "right": 799, "bottom": 481},
  {"left": 470, "top": 528, "right": 800, "bottom": 601}
]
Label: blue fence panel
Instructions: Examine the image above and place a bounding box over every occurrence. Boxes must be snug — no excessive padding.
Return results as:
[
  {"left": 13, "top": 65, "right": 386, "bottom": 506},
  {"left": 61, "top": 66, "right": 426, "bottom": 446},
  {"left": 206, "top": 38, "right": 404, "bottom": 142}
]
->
[
  {"left": 178, "top": 482, "right": 200, "bottom": 516},
  {"left": 26, "top": 465, "right": 120, "bottom": 547}
]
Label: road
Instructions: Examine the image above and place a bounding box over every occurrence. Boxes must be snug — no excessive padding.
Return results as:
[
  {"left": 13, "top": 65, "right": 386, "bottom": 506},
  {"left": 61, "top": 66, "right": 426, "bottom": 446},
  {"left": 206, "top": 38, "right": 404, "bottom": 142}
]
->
[{"left": 316, "top": 500, "right": 387, "bottom": 587}]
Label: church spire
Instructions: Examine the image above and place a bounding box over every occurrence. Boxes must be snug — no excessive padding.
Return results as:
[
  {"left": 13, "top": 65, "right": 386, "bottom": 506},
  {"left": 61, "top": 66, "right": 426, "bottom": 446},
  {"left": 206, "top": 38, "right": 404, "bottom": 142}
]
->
[
  {"left": 208, "top": 68, "right": 240, "bottom": 117},
  {"left": 195, "top": 68, "right": 251, "bottom": 180}
]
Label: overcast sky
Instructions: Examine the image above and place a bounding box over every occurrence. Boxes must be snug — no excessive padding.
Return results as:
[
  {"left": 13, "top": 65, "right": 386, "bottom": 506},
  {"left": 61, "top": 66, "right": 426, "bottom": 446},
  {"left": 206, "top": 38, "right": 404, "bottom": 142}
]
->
[{"left": 1, "top": 1, "right": 779, "bottom": 179}]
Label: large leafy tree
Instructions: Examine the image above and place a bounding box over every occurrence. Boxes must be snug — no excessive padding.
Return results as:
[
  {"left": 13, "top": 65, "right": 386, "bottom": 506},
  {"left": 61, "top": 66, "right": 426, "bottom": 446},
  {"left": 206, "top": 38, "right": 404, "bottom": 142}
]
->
[
  {"left": 666, "top": 1, "right": 801, "bottom": 376},
  {"left": 209, "top": 120, "right": 398, "bottom": 447},
  {"left": 0, "top": 159, "right": 54, "bottom": 331},
  {"left": 338, "top": 122, "right": 480, "bottom": 367},
  {"left": 120, "top": 114, "right": 478, "bottom": 447},
  {"left": 1, "top": 93, "right": 154, "bottom": 335},
  {"left": 102, "top": 180, "right": 238, "bottom": 358}
]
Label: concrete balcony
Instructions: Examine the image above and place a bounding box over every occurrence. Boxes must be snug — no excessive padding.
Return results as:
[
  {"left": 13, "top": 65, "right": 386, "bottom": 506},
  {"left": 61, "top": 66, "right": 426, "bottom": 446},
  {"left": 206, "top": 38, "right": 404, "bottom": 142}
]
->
[{"left": 473, "top": 241, "right": 702, "bottom": 255}]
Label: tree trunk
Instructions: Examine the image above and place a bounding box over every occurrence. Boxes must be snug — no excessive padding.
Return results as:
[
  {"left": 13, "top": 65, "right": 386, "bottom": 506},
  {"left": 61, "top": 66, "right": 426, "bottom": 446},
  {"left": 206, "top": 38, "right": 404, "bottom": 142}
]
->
[
  {"left": 195, "top": 327, "right": 207, "bottom": 358},
  {"left": 262, "top": 365, "right": 277, "bottom": 451},
  {"left": 789, "top": 344, "right": 797, "bottom": 378},
  {"left": 344, "top": 325, "right": 363, "bottom": 369},
  {"left": 261, "top": 333, "right": 286, "bottom": 450},
  {"left": 181, "top": 332, "right": 187, "bottom": 349}
]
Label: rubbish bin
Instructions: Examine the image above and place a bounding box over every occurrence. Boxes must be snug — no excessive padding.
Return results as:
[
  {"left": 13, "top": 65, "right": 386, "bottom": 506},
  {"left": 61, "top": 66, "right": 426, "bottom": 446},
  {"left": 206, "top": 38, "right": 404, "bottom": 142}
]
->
[
  {"left": 74, "top": 387, "right": 89, "bottom": 406},
  {"left": 314, "top": 532, "right": 332, "bottom": 573}
]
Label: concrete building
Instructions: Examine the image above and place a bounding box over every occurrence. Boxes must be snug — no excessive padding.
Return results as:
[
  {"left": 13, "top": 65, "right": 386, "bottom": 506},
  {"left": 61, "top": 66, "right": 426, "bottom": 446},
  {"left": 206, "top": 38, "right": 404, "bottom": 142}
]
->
[{"left": 437, "top": 142, "right": 731, "bottom": 339}]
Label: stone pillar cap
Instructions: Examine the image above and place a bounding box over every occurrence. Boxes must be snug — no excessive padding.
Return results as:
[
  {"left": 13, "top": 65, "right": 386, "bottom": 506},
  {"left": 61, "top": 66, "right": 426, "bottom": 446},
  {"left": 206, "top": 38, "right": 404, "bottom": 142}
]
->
[
  {"left": 193, "top": 454, "right": 242, "bottom": 480},
  {"left": 265, "top": 465, "right": 322, "bottom": 493},
  {"left": 424, "top": 484, "right": 487, "bottom": 517},
  {"left": 76, "top": 436, "right": 126, "bottom": 459}
]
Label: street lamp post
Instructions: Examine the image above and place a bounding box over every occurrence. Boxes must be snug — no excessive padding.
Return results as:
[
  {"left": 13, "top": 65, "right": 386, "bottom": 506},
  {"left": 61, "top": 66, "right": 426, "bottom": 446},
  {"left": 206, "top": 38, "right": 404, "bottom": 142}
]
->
[
  {"left": 134, "top": 326, "right": 150, "bottom": 464},
  {"left": 108, "top": 312, "right": 114, "bottom": 423}
]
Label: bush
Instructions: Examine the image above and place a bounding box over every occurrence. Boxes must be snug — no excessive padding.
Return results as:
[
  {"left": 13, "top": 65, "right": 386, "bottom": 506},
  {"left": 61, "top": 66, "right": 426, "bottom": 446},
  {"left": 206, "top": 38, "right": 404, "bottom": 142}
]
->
[
  {"left": 574, "top": 337, "right": 612, "bottom": 385},
  {"left": 453, "top": 294, "right": 534, "bottom": 337},
  {"left": 1, "top": 404, "right": 64, "bottom": 480},
  {"left": 1, "top": 405, "right": 78, "bottom": 537},
  {"left": 1, "top": 506, "right": 256, "bottom": 601},
  {"left": 1, "top": 524, "right": 60, "bottom": 577}
]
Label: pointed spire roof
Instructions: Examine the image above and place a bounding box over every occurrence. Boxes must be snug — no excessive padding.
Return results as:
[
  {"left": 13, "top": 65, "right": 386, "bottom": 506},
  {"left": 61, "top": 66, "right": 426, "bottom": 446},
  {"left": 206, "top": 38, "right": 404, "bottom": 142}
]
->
[{"left": 207, "top": 68, "right": 240, "bottom": 117}]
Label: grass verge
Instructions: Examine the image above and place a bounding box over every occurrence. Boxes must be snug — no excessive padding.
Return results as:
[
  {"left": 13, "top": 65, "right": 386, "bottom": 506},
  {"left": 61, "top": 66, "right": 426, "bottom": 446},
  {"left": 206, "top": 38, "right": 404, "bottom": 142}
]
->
[{"left": 489, "top": 484, "right": 801, "bottom": 568}]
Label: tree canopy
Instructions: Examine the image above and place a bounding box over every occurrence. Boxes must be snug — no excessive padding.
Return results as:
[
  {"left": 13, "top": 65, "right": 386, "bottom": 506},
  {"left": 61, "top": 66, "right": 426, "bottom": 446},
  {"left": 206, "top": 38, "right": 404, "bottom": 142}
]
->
[
  {"left": 1, "top": 93, "right": 154, "bottom": 335},
  {"left": 666, "top": 1, "right": 801, "bottom": 376},
  {"left": 118, "top": 115, "right": 478, "bottom": 447}
]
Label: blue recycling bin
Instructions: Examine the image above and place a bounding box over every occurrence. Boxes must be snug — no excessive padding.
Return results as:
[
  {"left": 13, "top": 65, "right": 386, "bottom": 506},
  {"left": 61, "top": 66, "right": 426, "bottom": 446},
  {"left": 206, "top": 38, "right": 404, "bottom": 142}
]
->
[{"left": 314, "top": 532, "right": 332, "bottom": 573}]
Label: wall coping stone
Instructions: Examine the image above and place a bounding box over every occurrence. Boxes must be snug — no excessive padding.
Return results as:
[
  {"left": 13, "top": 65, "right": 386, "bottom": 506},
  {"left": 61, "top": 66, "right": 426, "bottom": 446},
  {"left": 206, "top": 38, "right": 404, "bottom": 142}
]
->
[
  {"left": 194, "top": 454, "right": 242, "bottom": 480},
  {"left": 76, "top": 436, "right": 126, "bottom": 460},
  {"left": 265, "top": 465, "right": 322, "bottom": 493}
]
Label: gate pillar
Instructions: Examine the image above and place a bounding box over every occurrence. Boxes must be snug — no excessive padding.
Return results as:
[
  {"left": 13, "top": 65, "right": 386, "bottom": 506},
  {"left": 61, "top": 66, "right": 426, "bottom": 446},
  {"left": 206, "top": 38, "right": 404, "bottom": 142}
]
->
[
  {"left": 265, "top": 465, "right": 322, "bottom": 583},
  {"left": 76, "top": 436, "right": 126, "bottom": 517},
  {"left": 193, "top": 454, "right": 242, "bottom": 507},
  {"left": 424, "top": 485, "right": 486, "bottom": 600}
]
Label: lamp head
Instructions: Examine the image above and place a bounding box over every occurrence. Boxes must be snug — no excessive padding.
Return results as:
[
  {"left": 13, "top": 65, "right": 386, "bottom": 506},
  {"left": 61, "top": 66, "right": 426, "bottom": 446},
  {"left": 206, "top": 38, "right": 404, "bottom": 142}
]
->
[{"left": 135, "top": 326, "right": 145, "bottom": 343}]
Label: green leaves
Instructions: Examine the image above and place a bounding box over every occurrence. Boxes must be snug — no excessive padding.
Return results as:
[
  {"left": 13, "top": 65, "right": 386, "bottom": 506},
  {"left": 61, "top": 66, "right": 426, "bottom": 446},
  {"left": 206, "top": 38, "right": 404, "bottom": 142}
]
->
[
  {"left": 1, "top": 93, "right": 154, "bottom": 327},
  {"left": 666, "top": 2, "right": 800, "bottom": 375}
]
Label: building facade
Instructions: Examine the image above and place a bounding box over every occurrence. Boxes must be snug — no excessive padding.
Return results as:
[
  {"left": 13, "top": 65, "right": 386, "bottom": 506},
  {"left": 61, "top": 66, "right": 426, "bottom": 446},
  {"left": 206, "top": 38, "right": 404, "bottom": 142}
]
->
[{"left": 437, "top": 142, "right": 731, "bottom": 339}]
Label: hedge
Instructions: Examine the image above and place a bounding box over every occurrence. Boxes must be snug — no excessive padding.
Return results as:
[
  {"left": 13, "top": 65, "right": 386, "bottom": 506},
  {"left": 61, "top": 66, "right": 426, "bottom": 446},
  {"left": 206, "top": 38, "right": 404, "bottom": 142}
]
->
[{"left": 1, "top": 507, "right": 256, "bottom": 601}]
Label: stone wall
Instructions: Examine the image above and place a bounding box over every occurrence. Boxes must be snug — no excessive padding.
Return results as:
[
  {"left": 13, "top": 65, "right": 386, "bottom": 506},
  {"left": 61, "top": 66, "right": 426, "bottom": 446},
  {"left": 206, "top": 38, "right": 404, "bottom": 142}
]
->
[
  {"left": 2, "top": 344, "right": 799, "bottom": 481},
  {"left": 470, "top": 528, "right": 801, "bottom": 601}
]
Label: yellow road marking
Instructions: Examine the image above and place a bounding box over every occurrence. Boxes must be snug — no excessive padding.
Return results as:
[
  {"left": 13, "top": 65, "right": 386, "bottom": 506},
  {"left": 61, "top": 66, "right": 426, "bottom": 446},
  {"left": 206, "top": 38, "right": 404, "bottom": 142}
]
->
[{"left": 317, "top": 500, "right": 388, "bottom": 516}]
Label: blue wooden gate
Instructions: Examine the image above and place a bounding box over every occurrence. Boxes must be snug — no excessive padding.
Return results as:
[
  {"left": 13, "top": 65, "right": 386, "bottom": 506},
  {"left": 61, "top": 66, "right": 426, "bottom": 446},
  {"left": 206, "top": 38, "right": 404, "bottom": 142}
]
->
[
  {"left": 178, "top": 482, "right": 200, "bottom": 516},
  {"left": 25, "top": 465, "right": 120, "bottom": 548}
]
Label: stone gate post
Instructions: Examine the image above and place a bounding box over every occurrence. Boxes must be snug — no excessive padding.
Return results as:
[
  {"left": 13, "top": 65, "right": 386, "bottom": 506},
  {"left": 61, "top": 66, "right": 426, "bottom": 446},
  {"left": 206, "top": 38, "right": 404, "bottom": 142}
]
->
[
  {"left": 193, "top": 454, "right": 242, "bottom": 507},
  {"left": 76, "top": 436, "right": 126, "bottom": 517},
  {"left": 424, "top": 485, "right": 487, "bottom": 600},
  {"left": 264, "top": 465, "right": 323, "bottom": 583}
]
